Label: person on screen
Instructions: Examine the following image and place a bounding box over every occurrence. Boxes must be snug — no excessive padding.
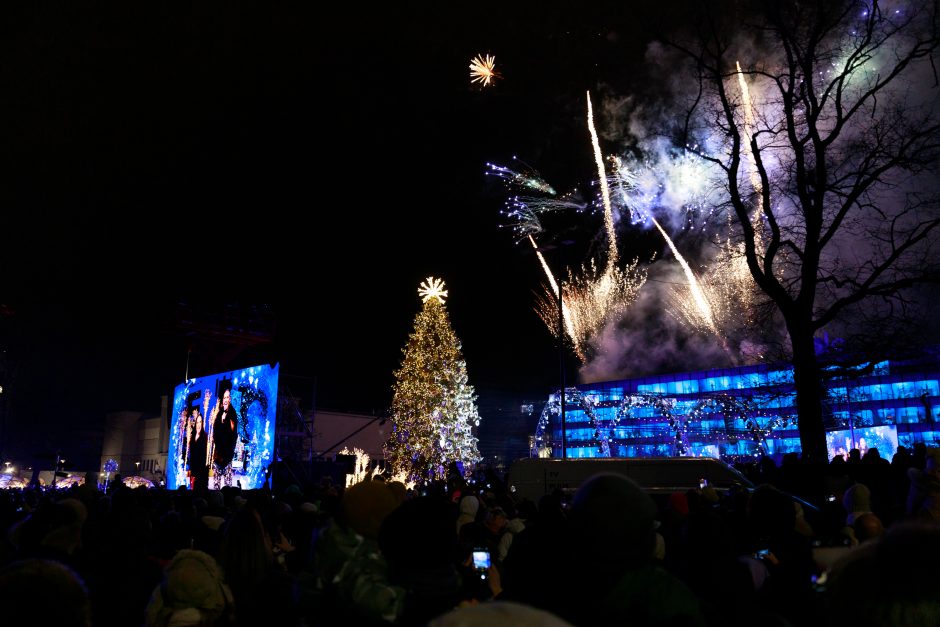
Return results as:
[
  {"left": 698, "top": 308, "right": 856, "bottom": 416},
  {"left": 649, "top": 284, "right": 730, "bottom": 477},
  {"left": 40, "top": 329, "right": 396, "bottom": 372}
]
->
[
  {"left": 188, "top": 407, "right": 210, "bottom": 491},
  {"left": 210, "top": 385, "right": 239, "bottom": 489},
  {"left": 176, "top": 408, "right": 192, "bottom": 488},
  {"left": 178, "top": 407, "right": 191, "bottom": 465}
]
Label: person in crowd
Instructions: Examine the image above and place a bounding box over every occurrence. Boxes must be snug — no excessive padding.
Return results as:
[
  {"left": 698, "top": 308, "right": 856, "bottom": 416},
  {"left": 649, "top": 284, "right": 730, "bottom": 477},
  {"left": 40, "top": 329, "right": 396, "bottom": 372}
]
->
[
  {"left": 455, "top": 495, "right": 479, "bottom": 535},
  {"left": 379, "top": 495, "right": 465, "bottom": 625},
  {"left": 495, "top": 510, "right": 524, "bottom": 564},
  {"left": 906, "top": 446, "right": 940, "bottom": 521},
  {"left": 743, "top": 483, "right": 817, "bottom": 624},
  {"left": 8, "top": 497, "right": 87, "bottom": 567},
  {"left": 0, "top": 557, "right": 92, "bottom": 627},
  {"left": 312, "top": 480, "right": 404, "bottom": 626},
  {"left": 144, "top": 549, "right": 234, "bottom": 627},
  {"left": 498, "top": 491, "right": 568, "bottom": 612},
  {"left": 216, "top": 501, "right": 300, "bottom": 626},
  {"left": 825, "top": 521, "right": 940, "bottom": 625},
  {"left": 558, "top": 473, "right": 706, "bottom": 626},
  {"left": 852, "top": 512, "right": 884, "bottom": 544},
  {"left": 842, "top": 482, "right": 873, "bottom": 526},
  {"left": 428, "top": 600, "right": 575, "bottom": 627}
]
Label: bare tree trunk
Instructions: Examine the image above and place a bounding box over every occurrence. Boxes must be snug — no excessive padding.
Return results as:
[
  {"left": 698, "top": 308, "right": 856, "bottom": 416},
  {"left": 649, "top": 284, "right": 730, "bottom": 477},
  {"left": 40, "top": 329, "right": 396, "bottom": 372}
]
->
[{"left": 788, "top": 323, "right": 828, "bottom": 465}]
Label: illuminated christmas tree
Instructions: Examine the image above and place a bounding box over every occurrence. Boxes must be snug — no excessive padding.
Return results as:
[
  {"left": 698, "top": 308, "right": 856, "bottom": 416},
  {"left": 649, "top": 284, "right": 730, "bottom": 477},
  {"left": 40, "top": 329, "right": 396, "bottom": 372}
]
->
[{"left": 385, "top": 277, "right": 482, "bottom": 483}]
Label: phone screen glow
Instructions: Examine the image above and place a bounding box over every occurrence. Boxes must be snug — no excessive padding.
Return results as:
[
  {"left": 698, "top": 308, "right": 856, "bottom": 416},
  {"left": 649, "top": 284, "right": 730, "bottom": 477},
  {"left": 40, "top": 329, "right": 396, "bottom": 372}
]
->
[{"left": 472, "top": 550, "right": 491, "bottom": 570}]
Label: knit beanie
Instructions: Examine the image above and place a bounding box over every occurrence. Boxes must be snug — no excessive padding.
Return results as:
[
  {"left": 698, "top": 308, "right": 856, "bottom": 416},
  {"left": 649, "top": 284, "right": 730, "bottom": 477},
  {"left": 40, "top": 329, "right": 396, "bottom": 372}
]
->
[
  {"left": 342, "top": 480, "right": 400, "bottom": 540},
  {"left": 144, "top": 549, "right": 233, "bottom": 627}
]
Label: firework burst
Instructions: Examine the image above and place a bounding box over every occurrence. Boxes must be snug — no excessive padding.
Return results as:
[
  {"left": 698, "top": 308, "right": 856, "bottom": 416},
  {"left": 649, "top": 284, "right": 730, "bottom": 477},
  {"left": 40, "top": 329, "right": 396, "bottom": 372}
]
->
[
  {"left": 608, "top": 152, "right": 724, "bottom": 339},
  {"left": 486, "top": 159, "right": 556, "bottom": 195},
  {"left": 536, "top": 257, "right": 647, "bottom": 359},
  {"left": 500, "top": 192, "right": 586, "bottom": 241},
  {"left": 470, "top": 53, "right": 498, "bottom": 87}
]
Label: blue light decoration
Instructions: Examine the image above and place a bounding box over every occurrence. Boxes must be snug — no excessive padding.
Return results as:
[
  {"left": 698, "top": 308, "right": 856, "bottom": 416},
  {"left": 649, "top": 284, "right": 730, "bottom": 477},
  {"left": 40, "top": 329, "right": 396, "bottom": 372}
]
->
[
  {"left": 167, "top": 363, "right": 279, "bottom": 490},
  {"left": 533, "top": 355, "right": 940, "bottom": 464},
  {"left": 100, "top": 458, "right": 119, "bottom": 490}
]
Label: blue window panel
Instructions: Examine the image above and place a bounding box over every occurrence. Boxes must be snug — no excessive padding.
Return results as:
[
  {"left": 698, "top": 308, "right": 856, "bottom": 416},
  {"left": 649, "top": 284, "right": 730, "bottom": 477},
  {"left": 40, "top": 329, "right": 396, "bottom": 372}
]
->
[
  {"left": 896, "top": 407, "right": 921, "bottom": 424},
  {"left": 572, "top": 447, "right": 598, "bottom": 458},
  {"left": 673, "top": 400, "right": 697, "bottom": 413},
  {"left": 768, "top": 370, "right": 794, "bottom": 385},
  {"left": 893, "top": 382, "right": 914, "bottom": 399},
  {"left": 829, "top": 387, "right": 848, "bottom": 403},
  {"left": 566, "top": 428, "right": 597, "bottom": 441},
  {"left": 912, "top": 380, "right": 939, "bottom": 396},
  {"left": 876, "top": 408, "right": 894, "bottom": 424},
  {"left": 699, "top": 420, "right": 726, "bottom": 433}
]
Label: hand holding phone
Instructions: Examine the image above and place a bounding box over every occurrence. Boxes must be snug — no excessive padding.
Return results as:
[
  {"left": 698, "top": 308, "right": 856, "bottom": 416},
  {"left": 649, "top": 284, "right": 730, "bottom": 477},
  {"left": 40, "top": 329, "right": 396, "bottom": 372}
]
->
[{"left": 472, "top": 548, "right": 491, "bottom": 579}]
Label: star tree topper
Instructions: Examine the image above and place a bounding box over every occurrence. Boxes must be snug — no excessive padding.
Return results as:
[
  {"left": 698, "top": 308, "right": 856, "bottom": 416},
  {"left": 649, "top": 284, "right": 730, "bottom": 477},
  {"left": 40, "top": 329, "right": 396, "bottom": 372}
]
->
[{"left": 418, "top": 277, "right": 448, "bottom": 304}]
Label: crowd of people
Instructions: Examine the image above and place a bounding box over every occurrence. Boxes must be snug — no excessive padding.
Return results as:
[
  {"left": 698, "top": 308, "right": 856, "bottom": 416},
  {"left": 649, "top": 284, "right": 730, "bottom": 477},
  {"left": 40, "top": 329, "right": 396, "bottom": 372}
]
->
[{"left": 0, "top": 443, "right": 939, "bottom": 626}]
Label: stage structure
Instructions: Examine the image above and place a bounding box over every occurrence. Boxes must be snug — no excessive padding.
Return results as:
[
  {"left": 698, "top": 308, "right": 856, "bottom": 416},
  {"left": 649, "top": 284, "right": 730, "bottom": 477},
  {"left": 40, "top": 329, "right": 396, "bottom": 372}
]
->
[
  {"left": 168, "top": 363, "right": 279, "bottom": 490},
  {"left": 534, "top": 353, "right": 940, "bottom": 463},
  {"left": 272, "top": 389, "right": 317, "bottom": 486}
]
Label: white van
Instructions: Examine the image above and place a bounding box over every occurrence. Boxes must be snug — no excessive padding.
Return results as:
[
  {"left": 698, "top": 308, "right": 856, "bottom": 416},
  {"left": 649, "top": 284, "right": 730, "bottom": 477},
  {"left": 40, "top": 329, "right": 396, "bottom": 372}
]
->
[{"left": 508, "top": 456, "right": 755, "bottom": 503}]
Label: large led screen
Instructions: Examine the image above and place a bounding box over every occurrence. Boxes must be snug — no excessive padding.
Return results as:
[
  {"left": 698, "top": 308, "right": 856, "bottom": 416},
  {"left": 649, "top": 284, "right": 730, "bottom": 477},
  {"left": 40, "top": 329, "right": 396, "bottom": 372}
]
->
[
  {"left": 168, "top": 363, "right": 279, "bottom": 490},
  {"left": 826, "top": 424, "right": 898, "bottom": 462}
]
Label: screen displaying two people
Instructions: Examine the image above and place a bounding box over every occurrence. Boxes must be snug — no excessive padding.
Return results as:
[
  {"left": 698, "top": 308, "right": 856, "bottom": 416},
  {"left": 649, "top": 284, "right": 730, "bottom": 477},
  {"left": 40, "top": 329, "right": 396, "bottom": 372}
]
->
[{"left": 167, "top": 363, "right": 279, "bottom": 491}]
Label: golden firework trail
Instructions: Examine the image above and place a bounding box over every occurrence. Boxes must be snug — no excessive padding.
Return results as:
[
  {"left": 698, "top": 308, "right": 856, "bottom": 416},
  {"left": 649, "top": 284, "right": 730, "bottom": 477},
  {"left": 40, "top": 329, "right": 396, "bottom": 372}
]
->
[
  {"left": 736, "top": 61, "right": 764, "bottom": 228},
  {"left": 528, "top": 234, "right": 581, "bottom": 358},
  {"left": 650, "top": 216, "right": 720, "bottom": 335},
  {"left": 587, "top": 91, "right": 618, "bottom": 268},
  {"left": 725, "top": 61, "right": 762, "bottom": 320},
  {"left": 538, "top": 258, "right": 645, "bottom": 355},
  {"left": 527, "top": 92, "right": 646, "bottom": 362}
]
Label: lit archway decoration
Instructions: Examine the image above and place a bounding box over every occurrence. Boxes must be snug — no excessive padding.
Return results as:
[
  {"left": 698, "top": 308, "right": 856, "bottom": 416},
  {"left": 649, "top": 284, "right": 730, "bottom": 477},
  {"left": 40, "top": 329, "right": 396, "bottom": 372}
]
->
[{"left": 615, "top": 394, "right": 683, "bottom": 455}]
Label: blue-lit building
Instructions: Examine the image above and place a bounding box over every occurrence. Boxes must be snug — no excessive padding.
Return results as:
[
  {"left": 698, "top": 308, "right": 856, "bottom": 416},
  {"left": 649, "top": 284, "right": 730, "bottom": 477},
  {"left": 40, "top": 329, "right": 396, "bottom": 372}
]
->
[{"left": 533, "top": 352, "right": 940, "bottom": 463}]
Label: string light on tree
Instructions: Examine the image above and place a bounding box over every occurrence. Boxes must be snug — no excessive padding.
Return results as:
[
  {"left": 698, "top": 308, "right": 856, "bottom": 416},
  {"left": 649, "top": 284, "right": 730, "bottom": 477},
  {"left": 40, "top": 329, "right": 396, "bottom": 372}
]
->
[{"left": 385, "top": 277, "right": 482, "bottom": 483}]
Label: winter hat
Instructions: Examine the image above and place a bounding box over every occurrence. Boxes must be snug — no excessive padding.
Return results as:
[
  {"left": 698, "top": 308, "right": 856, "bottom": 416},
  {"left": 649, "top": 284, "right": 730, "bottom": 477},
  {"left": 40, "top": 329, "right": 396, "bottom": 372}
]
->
[
  {"left": 144, "top": 549, "right": 233, "bottom": 627},
  {"left": 569, "top": 473, "right": 659, "bottom": 568},
  {"left": 843, "top": 483, "right": 872, "bottom": 525},
  {"left": 0, "top": 558, "right": 91, "bottom": 627},
  {"left": 428, "top": 600, "right": 575, "bottom": 627},
  {"left": 342, "top": 480, "right": 400, "bottom": 540},
  {"left": 668, "top": 491, "right": 690, "bottom": 516}
]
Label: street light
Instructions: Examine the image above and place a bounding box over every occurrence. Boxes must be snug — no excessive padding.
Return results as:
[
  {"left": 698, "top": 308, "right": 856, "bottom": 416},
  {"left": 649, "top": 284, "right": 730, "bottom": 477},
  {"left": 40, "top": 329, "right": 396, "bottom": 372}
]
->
[
  {"left": 533, "top": 240, "right": 573, "bottom": 460},
  {"left": 52, "top": 452, "right": 64, "bottom": 489},
  {"left": 135, "top": 461, "right": 141, "bottom": 474}
]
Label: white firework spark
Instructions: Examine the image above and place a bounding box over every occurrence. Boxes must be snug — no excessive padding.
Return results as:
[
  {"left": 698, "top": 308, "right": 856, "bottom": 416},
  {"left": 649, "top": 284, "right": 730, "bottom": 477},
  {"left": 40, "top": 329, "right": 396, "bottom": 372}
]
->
[{"left": 470, "top": 53, "right": 498, "bottom": 87}]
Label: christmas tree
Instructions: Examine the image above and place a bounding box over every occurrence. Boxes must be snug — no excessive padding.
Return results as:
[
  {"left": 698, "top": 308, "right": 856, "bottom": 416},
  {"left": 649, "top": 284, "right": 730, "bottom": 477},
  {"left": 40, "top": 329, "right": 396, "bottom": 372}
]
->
[{"left": 385, "top": 277, "right": 482, "bottom": 483}]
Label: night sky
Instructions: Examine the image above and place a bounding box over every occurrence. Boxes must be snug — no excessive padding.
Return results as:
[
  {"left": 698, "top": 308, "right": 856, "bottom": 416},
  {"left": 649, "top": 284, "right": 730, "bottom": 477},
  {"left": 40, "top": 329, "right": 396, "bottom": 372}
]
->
[{"left": 0, "top": 2, "right": 674, "bottom": 465}]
